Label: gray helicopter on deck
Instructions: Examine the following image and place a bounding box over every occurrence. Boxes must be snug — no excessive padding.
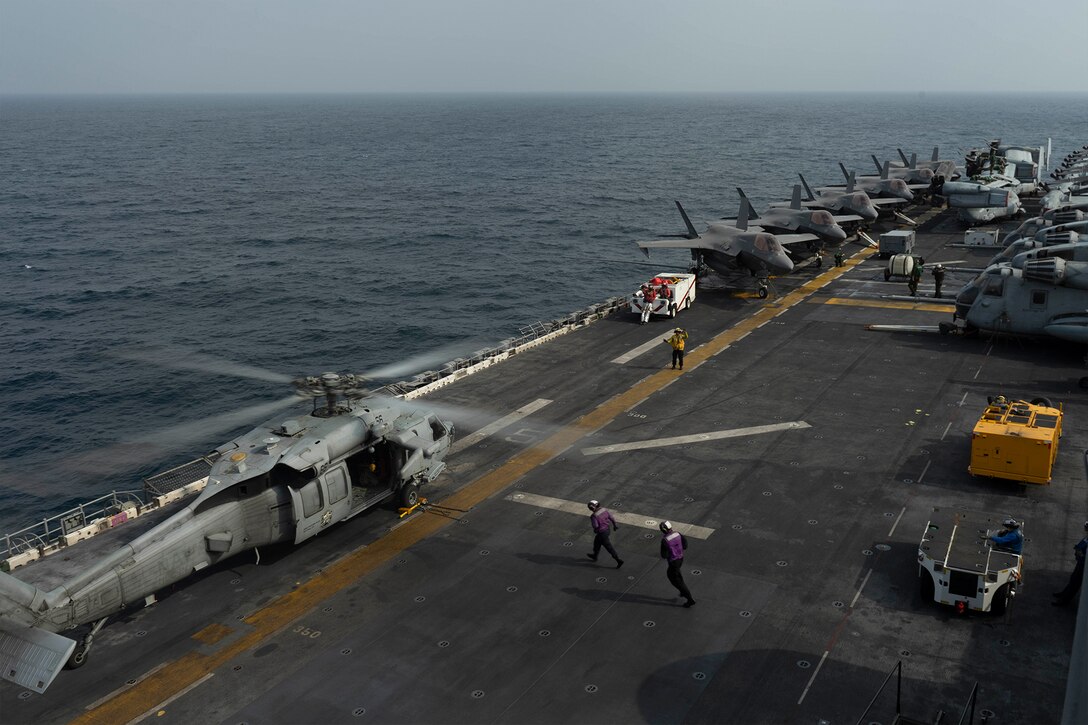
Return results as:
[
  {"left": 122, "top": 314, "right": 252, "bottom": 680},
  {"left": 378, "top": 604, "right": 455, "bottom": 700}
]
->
[
  {"left": 0, "top": 371, "right": 454, "bottom": 693},
  {"left": 950, "top": 254, "right": 1088, "bottom": 386}
]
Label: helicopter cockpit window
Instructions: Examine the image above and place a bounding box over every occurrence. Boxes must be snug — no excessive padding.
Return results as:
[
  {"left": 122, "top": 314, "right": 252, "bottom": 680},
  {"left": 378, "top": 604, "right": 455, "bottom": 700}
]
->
[{"left": 983, "top": 275, "right": 1005, "bottom": 297}]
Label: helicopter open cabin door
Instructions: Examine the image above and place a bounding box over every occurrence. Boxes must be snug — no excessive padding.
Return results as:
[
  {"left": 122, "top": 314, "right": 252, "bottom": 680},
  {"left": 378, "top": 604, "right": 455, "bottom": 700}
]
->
[{"left": 289, "top": 464, "right": 351, "bottom": 544}]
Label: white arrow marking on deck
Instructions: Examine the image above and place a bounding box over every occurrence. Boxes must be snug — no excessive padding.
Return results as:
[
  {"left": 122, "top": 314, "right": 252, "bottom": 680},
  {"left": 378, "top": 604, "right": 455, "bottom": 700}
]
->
[
  {"left": 504, "top": 491, "right": 714, "bottom": 539},
  {"left": 611, "top": 333, "right": 675, "bottom": 364},
  {"left": 579, "top": 421, "right": 811, "bottom": 456},
  {"left": 450, "top": 398, "right": 553, "bottom": 455}
]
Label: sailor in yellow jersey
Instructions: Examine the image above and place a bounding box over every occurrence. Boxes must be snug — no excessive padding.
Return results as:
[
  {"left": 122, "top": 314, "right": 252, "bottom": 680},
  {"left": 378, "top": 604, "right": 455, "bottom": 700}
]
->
[{"left": 664, "top": 327, "right": 688, "bottom": 370}]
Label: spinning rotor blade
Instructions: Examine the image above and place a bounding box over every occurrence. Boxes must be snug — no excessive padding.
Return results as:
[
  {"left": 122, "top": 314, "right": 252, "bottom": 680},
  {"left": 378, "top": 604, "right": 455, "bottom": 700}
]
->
[
  {"left": 0, "top": 395, "right": 303, "bottom": 500},
  {"left": 112, "top": 346, "right": 293, "bottom": 384},
  {"left": 135, "top": 395, "right": 303, "bottom": 450},
  {"left": 361, "top": 342, "right": 482, "bottom": 381}
]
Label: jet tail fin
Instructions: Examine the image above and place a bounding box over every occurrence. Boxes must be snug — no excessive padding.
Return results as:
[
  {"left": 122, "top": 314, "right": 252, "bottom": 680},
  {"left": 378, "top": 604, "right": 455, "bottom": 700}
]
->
[
  {"left": 735, "top": 188, "right": 760, "bottom": 220},
  {"left": 909, "top": 152, "right": 918, "bottom": 169},
  {"left": 674, "top": 201, "right": 700, "bottom": 239},
  {"left": 881, "top": 160, "right": 891, "bottom": 180},
  {"left": 790, "top": 184, "right": 803, "bottom": 210},
  {"left": 797, "top": 173, "right": 815, "bottom": 201},
  {"left": 0, "top": 620, "right": 76, "bottom": 693},
  {"left": 838, "top": 162, "right": 850, "bottom": 181},
  {"left": 845, "top": 171, "right": 856, "bottom": 193},
  {"left": 932, "top": 146, "right": 940, "bottom": 163},
  {"left": 898, "top": 148, "right": 910, "bottom": 166},
  {"left": 871, "top": 154, "right": 884, "bottom": 174}
]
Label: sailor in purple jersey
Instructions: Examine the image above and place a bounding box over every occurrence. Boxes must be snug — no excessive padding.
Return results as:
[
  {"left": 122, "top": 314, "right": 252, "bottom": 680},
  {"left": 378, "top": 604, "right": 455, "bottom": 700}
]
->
[
  {"left": 586, "top": 500, "right": 624, "bottom": 568},
  {"left": 659, "top": 521, "right": 696, "bottom": 607}
]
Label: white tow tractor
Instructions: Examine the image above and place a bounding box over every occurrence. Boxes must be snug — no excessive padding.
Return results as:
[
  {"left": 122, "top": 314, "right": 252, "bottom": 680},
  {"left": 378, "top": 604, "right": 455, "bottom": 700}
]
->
[
  {"left": 630, "top": 273, "right": 697, "bottom": 323},
  {"left": 917, "top": 509, "right": 1022, "bottom": 615}
]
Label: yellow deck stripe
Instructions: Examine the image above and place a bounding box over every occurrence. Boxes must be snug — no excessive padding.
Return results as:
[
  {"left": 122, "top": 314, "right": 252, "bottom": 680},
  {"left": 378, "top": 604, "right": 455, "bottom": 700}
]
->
[
  {"left": 823, "top": 297, "right": 952, "bottom": 312},
  {"left": 74, "top": 249, "right": 873, "bottom": 724}
]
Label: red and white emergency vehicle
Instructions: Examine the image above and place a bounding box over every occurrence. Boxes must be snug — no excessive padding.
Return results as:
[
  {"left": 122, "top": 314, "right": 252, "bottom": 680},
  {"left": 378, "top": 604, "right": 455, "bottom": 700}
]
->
[{"left": 630, "top": 273, "right": 697, "bottom": 322}]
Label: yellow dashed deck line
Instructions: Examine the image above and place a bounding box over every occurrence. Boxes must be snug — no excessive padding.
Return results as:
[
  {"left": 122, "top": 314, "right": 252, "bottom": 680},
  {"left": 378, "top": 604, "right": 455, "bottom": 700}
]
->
[{"left": 75, "top": 250, "right": 872, "bottom": 725}]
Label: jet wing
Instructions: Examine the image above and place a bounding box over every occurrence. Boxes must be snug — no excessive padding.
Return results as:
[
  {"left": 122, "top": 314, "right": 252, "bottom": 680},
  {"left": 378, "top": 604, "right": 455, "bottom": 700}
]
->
[
  {"left": 831, "top": 213, "right": 864, "bottom": 224},
  {"left": 768, "top": 200, "right": 820, "bottom": 210},
  {"left": 870, "top": 198, "right": 909, "bottom": 207},
  {"left": 636, "top": 239, "right": 736, "bottom": 257},
  {"left": 762, "top": 232, "right": 820, "bottom": 248}
]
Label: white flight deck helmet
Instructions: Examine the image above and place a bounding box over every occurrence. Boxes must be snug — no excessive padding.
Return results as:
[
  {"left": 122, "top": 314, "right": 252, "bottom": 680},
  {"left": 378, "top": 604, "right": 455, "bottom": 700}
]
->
[
  {"left": 1004, "top": 518, "right": 1020, "bottom": 529},
  {"left": 659, "top": 521, "right": 673, "bottom": 533},
  {"left": 587, "top": 500, "right": 599, "bottom": 511}
]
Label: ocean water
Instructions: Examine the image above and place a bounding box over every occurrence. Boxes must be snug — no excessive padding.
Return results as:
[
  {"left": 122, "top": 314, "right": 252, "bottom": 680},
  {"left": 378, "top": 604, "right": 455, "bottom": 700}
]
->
[{"left": 1, "top": 92, "right": 1086, "bottom": 531}]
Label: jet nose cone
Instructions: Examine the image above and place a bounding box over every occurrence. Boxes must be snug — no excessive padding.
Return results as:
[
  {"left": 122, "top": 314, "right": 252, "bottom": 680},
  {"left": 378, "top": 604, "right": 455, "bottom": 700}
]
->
[
  {"left": 769, "top": 249, "right": 794, "bottom": 274},
  {"left": 827, "top": 226, "right": 848, "bottom": 243},
  {"left": 861, "top": 206, "right": 878, "bottom": 222}
]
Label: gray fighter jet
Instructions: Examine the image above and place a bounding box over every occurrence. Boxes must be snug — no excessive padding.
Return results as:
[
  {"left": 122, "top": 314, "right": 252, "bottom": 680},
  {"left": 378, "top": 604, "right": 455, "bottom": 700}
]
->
[
  {"left": 871, "top": 153, "right": 936, "bottom": 184},
  {"left": 771, "top": 173, "right": 883, "bottom": 222},
  {"left": 637, "top": 200, "right": 812, "bottom": 298},
  {"left": 837, "top": 162, "right": 916, "bottom": 201},
  {"left": 896, "top": 147, "right": 960, "bottom": 179},
  {"left": 724, "top": 186, "right": 856, "bottom": 258}
]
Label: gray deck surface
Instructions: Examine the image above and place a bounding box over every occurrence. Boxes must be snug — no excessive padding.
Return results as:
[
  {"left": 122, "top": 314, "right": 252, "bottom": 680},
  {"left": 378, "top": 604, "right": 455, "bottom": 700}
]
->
[{"left": 3, "top": 202, "right": 1087, "bottom": 725}]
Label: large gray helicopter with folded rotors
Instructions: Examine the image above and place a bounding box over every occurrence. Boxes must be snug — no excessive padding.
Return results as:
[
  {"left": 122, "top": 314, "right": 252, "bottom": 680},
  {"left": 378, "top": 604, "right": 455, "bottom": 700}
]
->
[{"left": 0, "top": 368, "right": 454, "bottom": 693}]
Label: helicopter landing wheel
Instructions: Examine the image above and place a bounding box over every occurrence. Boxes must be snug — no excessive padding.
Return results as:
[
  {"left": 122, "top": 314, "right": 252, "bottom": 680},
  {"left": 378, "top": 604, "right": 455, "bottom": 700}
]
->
[
  {"left": 65, "top": 644, "right": 89, "bottom": 670},
  {"left": 757, "top": 286, "right": 768, "bottom": 299},
  {"left": 400, "top": 481, "right": 420, "bottom": 508}
]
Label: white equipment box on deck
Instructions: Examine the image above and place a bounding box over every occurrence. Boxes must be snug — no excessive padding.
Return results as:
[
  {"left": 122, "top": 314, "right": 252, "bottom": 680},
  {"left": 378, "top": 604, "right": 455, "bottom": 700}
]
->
[
  {"left": 964, "top": 229, "right": 1000, "bottom": 247},
  {"left": 878, "top": 230, "right": 915, "bottom": 258}
]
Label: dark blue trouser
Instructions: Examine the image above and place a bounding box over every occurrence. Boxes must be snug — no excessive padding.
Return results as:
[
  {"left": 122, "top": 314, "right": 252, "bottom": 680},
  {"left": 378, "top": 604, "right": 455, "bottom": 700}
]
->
[
  {"left": 667, "top": 558, "right": 693, "bottom": 601},
  {"left": 593, "top": 531, "right": 620, "bottom": 562},
  {"left": 1056, "top": 558, "right": 1085, "bottom": 602},
  {"left": 672, "top": 349, "right": 684, "bottom": 369}
]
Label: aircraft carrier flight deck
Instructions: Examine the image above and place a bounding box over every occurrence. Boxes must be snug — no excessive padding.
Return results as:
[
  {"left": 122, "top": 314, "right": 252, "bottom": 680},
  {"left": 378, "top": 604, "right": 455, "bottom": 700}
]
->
[{"left": 3, "top": 195, "right": 1087, "bottom": 724}]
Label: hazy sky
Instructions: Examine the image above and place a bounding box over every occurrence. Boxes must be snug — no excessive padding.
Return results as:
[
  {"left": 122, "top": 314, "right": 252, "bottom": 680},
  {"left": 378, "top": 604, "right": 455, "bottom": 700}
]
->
[{"left": 2, "top": 0, "right": 1086, "bottom": 94}]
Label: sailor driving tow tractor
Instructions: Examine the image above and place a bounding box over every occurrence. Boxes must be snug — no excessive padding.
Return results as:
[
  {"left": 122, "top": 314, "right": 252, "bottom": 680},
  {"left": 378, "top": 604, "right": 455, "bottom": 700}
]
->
[{"left": 987, "top": 518, "right": 1024, "bottom": 554}]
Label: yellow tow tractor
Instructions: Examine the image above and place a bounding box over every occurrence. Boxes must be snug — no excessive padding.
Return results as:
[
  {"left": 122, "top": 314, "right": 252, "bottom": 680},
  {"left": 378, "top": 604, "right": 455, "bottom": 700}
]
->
[{"left": 968, "top": 396, "right": 1063, "bottom": 485}]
